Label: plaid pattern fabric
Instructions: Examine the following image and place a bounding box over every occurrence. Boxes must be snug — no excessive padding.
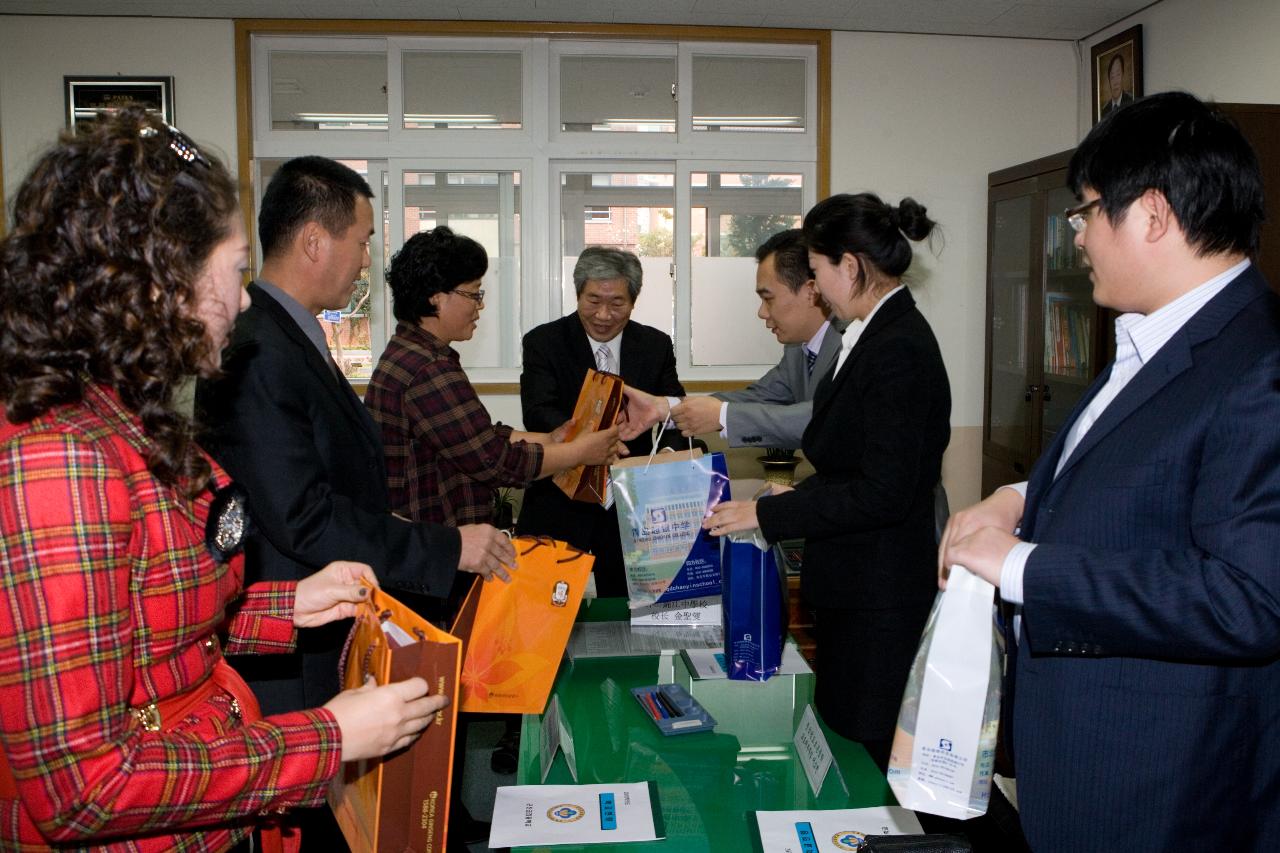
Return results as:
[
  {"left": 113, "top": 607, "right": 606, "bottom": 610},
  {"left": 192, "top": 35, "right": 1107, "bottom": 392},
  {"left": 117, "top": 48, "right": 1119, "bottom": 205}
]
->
[
  {"left": 365, "top": 322, "right": 543, "bottom": 525},
  {"left": 0, "top": 384, "right": 341, "bottom": 851}
]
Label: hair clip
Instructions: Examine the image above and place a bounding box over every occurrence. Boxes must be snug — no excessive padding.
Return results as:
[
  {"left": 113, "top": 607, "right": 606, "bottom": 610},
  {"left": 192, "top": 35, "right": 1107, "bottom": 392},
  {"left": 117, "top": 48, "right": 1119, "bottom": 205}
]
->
[{"left": 141, "top": 121, "right": 211, "bottom": 168}]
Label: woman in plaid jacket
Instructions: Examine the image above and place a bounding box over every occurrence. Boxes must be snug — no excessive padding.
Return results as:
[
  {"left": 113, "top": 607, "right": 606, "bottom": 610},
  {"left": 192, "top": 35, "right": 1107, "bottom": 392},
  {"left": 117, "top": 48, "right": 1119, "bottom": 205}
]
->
[{"left": 0, "top": 110, "right": 443, "bottom": 851}]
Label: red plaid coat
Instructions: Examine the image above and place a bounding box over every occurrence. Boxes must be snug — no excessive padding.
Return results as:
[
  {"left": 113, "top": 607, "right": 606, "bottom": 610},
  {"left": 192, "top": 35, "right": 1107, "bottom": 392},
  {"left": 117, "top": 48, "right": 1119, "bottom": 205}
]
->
[{"left": 0, "top": 384, "right": 342, "bottom": 851}]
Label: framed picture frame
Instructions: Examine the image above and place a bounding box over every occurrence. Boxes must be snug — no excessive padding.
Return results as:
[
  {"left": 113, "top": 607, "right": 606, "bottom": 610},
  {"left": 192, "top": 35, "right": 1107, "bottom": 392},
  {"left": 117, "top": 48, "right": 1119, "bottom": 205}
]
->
[
  {"left": 1091, "top": 26, "right": 1143, "bottom": 125},
  {"left": 64, "top": 76, "right": 175, "bottom": 131}
]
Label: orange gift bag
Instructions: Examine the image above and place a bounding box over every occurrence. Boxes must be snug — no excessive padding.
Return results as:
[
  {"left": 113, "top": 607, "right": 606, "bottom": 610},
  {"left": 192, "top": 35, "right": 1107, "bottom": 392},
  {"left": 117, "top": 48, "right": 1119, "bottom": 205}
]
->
[
  {"left": 452, "top": 537, "right": 593, "bottom": 714},
  {"left": 329, "top": 582, "right": 462, "bottom": 853},
  {"left": 551, "top": 368, "right": 624, "bottom": 505}
]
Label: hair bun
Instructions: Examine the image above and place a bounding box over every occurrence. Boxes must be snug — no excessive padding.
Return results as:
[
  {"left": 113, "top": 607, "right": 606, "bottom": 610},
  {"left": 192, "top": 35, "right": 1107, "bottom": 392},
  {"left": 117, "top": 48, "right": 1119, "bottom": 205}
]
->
[{"left": 894, "top": 197, "right": 936, "bottom": 242}]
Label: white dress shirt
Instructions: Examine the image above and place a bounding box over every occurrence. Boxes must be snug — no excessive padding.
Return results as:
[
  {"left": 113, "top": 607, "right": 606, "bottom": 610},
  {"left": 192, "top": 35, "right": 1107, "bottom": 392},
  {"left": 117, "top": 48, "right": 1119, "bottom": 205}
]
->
[
  {"left": 832, "top": 285, "right": 901, "bottom": 375},
  {"left": 998, "top": 259, "right": 1251, "bottom": 604}
]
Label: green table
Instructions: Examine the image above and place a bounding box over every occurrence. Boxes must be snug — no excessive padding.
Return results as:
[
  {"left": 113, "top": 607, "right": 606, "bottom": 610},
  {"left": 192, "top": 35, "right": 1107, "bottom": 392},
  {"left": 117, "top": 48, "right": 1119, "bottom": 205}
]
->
[{"left": 513, "top": 600, "right": 895, "bottom": 852}]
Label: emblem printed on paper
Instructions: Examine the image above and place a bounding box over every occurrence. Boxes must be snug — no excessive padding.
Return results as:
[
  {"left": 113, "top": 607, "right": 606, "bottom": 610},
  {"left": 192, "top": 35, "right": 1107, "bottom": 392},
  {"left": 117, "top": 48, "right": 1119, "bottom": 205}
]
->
[
  {"left": 547, "top": 803, "right": 586, "bottom": 823},
  {"left": 832, "top": 830, "right": 869, "bottom": 851}
]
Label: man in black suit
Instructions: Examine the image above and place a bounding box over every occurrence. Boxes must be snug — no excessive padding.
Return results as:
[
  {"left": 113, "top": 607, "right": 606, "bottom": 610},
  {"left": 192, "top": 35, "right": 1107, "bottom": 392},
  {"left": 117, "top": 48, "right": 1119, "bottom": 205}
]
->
[
  {"left": 516, "top": 246, "right": 685, "bottom": 598},
  {"left": 1099, "top": 52, "right": 1135, "bottom": 120},
  {"left": 197, "top": 156, "right": 514, "bottom": 714}
]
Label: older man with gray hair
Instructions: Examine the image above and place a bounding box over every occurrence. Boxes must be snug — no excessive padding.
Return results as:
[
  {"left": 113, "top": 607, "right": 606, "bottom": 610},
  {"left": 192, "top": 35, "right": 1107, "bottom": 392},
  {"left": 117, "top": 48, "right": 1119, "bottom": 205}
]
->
[{"left": 515, "top": 245, "right": 685, "bottom": 597}]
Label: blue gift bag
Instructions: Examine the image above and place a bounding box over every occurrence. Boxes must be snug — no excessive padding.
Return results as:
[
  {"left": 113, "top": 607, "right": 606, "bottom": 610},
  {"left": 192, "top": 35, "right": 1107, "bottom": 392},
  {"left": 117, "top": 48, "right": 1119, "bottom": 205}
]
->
[{"left": 720, "top": 532, "right": 786, "bottom": 681}]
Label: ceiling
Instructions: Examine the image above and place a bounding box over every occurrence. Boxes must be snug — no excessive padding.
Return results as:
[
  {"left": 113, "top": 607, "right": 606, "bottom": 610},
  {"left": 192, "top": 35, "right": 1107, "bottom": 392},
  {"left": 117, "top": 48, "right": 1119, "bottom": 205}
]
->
[{"left": 0, "top": 0, "right": 1157, "bottom": 42}]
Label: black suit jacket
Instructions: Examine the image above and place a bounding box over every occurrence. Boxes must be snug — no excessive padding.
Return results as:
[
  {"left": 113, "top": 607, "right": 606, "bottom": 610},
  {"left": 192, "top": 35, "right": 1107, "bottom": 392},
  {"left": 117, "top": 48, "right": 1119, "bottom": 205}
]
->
[
  {"left": 196, "top": 283, "right": 461, "bottom": 714},
  {"left": 756, "top": 288, "right": 951, "bottom": 610},
  {"left": 515, "top": 314, "right": 684, "bottom": 595}
]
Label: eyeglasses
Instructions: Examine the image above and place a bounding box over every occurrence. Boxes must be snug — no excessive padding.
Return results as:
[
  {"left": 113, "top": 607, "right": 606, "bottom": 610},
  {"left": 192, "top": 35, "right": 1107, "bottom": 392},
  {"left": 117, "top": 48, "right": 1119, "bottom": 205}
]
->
[
  {"left": 139, "top": 121, "right": 211, "bottom": 169},
  {"left": 451, "top": 289, "right": 485, "bottom": 304},
  {"left": 1065, "top": 198, "right": 1102, "bottom": 233}
]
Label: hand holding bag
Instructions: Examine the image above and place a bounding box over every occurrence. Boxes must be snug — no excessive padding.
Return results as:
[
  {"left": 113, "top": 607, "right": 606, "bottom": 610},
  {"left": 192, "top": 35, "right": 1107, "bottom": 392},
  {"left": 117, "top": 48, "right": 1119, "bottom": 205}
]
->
[
  {"left": 887, "top": 565, "right": 1000, "bottom": 820},
  {"left": 551, "top": 368, "right": 624, "bottom": 505},
  {"left": 329, "top": 582, "right": 462, "bottom": 853}
]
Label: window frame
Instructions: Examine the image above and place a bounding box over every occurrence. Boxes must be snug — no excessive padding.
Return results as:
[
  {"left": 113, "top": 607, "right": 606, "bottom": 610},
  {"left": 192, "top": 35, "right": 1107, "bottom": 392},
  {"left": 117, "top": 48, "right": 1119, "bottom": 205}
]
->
[{"left": 237, "top": 21, "right": 830, "bottom": 388}]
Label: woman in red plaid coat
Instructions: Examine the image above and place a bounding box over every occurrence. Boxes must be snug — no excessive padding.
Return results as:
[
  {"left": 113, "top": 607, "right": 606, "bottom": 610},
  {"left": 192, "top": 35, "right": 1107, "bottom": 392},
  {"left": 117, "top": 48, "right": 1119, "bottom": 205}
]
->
[{"left": 0, "top": 110, "right": 444, "bottom": 851}]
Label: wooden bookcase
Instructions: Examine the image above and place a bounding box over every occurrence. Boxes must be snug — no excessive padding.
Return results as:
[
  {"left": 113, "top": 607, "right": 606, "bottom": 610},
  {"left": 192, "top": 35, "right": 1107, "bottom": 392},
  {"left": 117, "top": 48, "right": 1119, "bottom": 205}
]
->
[{"left": 981, "top": 149, "right": 1111, "bottom": 495}]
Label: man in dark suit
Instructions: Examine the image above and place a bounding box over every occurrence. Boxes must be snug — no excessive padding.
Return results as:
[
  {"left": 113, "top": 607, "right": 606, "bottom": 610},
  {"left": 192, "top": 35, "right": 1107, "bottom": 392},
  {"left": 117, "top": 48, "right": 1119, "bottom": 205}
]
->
[
  {"left": 516, "top": 246, "right": 684, "bottom": 598},
  {"left": 197, "top": 157, "right": 514, "bottom": 716},
  {"left": 941, "top": 92, "right": 1280, "bottom": 850},
  {"left": 1099, "top": 52, "right": 1135, "bottom": 120},
  {"left": 668, "top": 228, "right": 840, "bottom": 448}
]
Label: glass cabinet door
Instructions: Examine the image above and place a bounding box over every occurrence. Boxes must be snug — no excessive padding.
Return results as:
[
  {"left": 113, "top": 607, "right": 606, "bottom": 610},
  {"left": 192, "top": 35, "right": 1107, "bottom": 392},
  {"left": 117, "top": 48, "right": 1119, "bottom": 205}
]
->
[
  {"left": 986, "top": 194, "right": 1033, "bottom": 476},
  {"left": 1040, "top": 185, "right": 1097, "bottom": 450}
]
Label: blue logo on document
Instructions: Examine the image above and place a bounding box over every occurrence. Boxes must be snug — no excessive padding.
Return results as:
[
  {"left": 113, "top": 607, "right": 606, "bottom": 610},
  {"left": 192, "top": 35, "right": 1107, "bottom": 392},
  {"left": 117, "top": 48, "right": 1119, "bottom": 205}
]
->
[
  {"left": 598, "top": 792, "right": 618, "bottom": 830},
  {"left": 547, "top": 803, "right": 585, "bottom": 823},
  {"left": 939, "top": 738, "right": 953, "bottom": 751},
  {"left": 793, "top": 822, "right": 820, "bottom": 853},
  {"left": 832, "top": 830, "right": 869, "bottom": 851}
]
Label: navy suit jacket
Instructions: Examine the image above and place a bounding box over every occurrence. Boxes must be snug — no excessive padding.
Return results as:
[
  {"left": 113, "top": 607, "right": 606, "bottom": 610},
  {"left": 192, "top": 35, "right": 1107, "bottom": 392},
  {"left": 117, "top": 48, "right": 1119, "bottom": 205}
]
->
[
  {"left": 196, "top": 284, "right": 461, "bottom": 714},
  {"left": 1011, "top": 265, "right": 1280, "bottom": 851}
]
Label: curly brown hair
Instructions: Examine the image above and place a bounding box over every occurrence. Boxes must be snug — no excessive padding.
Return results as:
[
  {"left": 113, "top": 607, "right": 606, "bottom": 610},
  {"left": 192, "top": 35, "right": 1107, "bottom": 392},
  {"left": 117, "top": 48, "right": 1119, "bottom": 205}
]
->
[{"left": 0, "top": 107, "right": 240, "bottom": 495}]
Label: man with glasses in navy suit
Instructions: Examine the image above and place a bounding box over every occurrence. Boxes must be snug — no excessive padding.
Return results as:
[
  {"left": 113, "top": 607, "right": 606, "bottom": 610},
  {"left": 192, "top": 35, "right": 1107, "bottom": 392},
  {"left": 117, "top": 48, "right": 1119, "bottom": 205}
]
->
[{"left": 940, "top": 92, "right": 1280, "bottom": 851}]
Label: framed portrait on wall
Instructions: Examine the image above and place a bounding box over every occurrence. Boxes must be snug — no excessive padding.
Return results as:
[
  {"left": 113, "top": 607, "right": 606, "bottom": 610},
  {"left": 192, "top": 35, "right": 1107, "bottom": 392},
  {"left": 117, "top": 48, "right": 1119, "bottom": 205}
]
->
[
  {"left": 1091, "top": 26, "right": 1143, "bottom": 125},
  {"left": 65, "top": 76, "right": 174, "bottom": 132}
]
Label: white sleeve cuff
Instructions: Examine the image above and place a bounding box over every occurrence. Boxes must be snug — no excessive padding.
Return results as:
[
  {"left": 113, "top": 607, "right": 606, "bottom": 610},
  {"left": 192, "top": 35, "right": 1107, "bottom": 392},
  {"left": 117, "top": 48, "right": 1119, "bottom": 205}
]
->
[
  {"left": 665, "top": 397, "right": 681, "bottom": 428},
  {"left": 718, "top": 401, "right": 728, "bottom": 438},
  {"left": 999, "top": 541, "right": 1036, "bottom": 605},
  {"left": 1000, "top": 481, "right": 1029, "bottom": 498}
]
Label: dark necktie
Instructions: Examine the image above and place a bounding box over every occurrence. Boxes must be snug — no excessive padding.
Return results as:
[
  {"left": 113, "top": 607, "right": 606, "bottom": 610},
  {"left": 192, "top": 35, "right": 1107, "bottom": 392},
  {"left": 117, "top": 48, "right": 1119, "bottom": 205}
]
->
[{"left": 805, "top": 348, "right": 818, "bottom": 377}]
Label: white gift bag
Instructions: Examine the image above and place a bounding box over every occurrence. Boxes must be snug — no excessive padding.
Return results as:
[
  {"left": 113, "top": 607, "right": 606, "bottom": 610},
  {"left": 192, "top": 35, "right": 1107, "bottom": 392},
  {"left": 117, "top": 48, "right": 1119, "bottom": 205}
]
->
[{"left": 886, "top": 565, "right": 1000, "bottom": 819}]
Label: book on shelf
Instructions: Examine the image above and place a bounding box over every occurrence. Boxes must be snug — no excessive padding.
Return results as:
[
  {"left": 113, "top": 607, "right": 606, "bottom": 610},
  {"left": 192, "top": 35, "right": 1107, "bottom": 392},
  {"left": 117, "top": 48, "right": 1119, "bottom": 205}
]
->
[{"left": 1043, "top": 294, "right": 1091, "bottom": 377}]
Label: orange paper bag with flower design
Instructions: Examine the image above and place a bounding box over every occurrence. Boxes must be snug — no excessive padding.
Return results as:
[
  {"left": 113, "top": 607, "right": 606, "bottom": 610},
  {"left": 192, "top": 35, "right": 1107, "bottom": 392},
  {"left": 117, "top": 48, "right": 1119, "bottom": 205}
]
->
[
  {"left": 329, "top": 582, "right": 461, "bottom": 853},
  {"left": 451, "top": 537, "right": 593, "bottom": 713}
]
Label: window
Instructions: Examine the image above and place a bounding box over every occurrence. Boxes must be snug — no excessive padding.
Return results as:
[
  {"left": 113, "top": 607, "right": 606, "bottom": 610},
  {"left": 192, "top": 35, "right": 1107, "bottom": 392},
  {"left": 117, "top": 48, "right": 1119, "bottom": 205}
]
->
[{"left": 248, "top": 31, "right": 822, "bottom": 383}]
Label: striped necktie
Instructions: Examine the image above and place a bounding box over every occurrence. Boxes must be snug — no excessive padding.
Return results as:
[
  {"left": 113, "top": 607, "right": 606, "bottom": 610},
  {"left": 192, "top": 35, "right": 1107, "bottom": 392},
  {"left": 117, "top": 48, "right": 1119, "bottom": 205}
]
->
[
  {"left": 804, "top": 348, "right": 818, "bottom": 377},
  {"left": 595, "top": 343, "right": 615, "bottom": 374}
]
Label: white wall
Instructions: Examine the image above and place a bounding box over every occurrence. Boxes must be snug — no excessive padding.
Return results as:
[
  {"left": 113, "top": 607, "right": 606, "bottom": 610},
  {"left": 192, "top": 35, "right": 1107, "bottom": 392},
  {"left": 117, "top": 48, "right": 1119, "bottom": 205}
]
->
[
  {"left": 829, "top": 31, "right": 1078, "bottom": 506},
  {"left": 0, "top": 17, "right": 1085, "bottom": 506},
  {"left": 0, "top": 15, "right": 237, "bottom": 200},
  {"left": 1079, "top": 0, "right": 1280, "bottom": 129}
]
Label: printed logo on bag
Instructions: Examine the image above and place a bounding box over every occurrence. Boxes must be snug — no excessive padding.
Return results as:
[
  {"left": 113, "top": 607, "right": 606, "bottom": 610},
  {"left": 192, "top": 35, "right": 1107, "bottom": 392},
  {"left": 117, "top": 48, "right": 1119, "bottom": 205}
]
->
[
  {"left": 648, "top": 507, "right": 668, "bottom": 524},
  {"left": 551, "top": 580, "right": 570, "bottom": 607},
  {"left": 547, "top": 804, "right": 586, "bottom": 823},
  {"left": 831, "top": 830, "right": 868, "bottom": 851},
  {"left": 939, "top": 738, "right": 953, "bottom": 751}
]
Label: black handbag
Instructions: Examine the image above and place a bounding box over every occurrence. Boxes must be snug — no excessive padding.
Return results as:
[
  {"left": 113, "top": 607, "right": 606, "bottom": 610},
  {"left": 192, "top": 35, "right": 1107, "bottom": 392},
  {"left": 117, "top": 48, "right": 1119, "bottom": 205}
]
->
[{"left": 863, "top": 834, "right": 972, "bottom": 853}]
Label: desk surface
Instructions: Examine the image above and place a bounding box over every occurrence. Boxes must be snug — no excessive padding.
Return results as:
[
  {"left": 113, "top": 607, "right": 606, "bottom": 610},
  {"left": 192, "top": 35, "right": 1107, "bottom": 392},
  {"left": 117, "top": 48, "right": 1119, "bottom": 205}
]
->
[{"left": 513, "top": 600, "right": 894, "bottom": 852}]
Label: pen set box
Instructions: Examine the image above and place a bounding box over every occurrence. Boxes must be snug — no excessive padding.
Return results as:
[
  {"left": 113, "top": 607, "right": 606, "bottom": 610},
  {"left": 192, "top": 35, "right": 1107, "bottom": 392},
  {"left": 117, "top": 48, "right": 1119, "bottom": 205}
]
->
[{"left": 632, "top": 683, "right": 716, "bottom": 735}]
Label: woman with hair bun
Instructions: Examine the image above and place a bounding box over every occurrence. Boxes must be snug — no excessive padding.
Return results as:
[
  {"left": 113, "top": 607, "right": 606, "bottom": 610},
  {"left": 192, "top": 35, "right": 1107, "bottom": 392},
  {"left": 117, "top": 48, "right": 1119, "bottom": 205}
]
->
[
  {"left": 707, "top": 192, "right": 951, "bottom": 771},
  {"left": 0, "top": 108, "right": 443, "bottom": 851}
]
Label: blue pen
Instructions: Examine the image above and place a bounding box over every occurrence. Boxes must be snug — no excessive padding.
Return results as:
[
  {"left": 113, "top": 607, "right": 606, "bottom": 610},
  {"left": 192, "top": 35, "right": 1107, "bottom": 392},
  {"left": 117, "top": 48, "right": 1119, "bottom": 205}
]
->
[{"left": 648, "top": 691, "right": 669, "bottom": 719}]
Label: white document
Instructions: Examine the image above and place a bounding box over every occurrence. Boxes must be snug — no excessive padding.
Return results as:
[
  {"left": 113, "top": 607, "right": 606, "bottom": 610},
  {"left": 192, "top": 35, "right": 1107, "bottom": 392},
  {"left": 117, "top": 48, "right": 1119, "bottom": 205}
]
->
[
  {"left": 793, "top": 705, "right": 835, "bottom": 797},
  {"left": 489, "top": 782, "right": 663, "bottom": 847},
  {"left": 630, "top": 595, "right": 722, "bottom": 627},
  {"left": 755, "top": 807, "right": 923, "bottom": 853},
  {"left": 684, "top": 642, "right": 812, "bottom": 679},
  {"left": 566, "top": 620, "right": 723, "bottom": 659}
]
